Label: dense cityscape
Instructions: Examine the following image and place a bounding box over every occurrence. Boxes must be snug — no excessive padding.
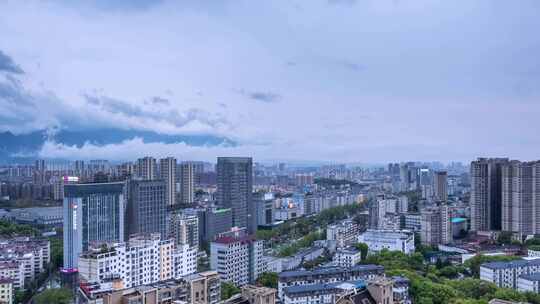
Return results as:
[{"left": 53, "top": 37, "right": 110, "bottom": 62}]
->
[
  {"left": 0, "top": 157, "right": 539, "bottom": 304},
  {"left": 1, "top": 1, "right": 540, "bottom": 304}
]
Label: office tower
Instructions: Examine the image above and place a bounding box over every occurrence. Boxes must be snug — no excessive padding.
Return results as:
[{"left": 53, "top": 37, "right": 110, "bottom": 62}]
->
[
  {"left": 35, "top": 159, "right": 46, "bottom": 172},
  {"left": 126, "top": 180, "right": 167, "bottom": 238},
  {"left": 254, "top": 193, "right": 274, "bottom": 227},
  {"left": 74, "top": 160, "right": 85, "bottom": 173},
  {"left": 420, "top": 205, "right": 451, "bottom": 246},
  {"left": 433, "top": 171, "right": 448, "bottom": 202},
  {"left": 216, "top": 157, "right": 253, "bottom": 232},
  {"left": 179, "top": 162, "right": 195, "bottom": 205},
  {"left": 501, "top": 161, "right": 540, "bottom": 236},
  {"left": 200, "top": 207, "right": 233, "bottom": 242},
  {"left": 136, "top": 156, "right": 157, "bottom": 180},
  {"left": 210, "top": 228, "right": 265, "bottom": 286},
  {"left": 418, "top": 168, "right": 432, "bottom": 200},
  {"left": 470, "top": 158, "right": 509, "bottom": 231},
  {"left": 160, "top": 157, "right": 177, "bottom": 206},
  {"left": 169, "top": 212, "right": 199, "bottom": 249},
  {"left": 63, "top": 182, "right": 125, "bottom": 271},
  {"left": 399, "top": 164, "right": 410, "bottom": 192}
]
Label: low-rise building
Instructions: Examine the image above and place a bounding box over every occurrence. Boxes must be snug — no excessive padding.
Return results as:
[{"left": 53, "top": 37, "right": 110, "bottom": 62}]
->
[
  {"left": 79, "top": 271, "right": 220, "bottom": 304},
  {"left": 333, "top": 248, "right": 362, "bottom": 268},
  {"left": 282, "top": 280, "right": 366, "bottom": 304},
  {"left": 357, "top": 230, "right": 415, "bottom": 254},
  {"left": 277, "top": 265, "right": 384, "bottom": 299},
  {"left": 517, "top": 273, "right": 540, "bottom": 293},
  {"left": 241, "top": 285, "right": 277, "bottom": 304},
  {"left": 0, "top": 238, "right": 50, "bottom": 286},
  {"left": 480, "top": 259, "right": 540, "bottom": 289}
]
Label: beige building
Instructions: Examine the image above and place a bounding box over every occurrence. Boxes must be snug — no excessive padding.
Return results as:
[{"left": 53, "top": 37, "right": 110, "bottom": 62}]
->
[
  {"left": 0, "top": 278, "right": 13, "bottom": 304},
  {"left": 241, "top": 285, "right": 277, "bottom": 304},
  {"left": 420, "top": 205, "right": 451, "bottom": 246},
  {"left": 367, "top": 277, "right": 393, "bottom": 304}
]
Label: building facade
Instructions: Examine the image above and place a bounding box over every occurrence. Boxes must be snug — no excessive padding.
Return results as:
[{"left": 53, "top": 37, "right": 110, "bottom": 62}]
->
[
  {"left": 216, "top": 157, "right": 253, "bottom": 233},
  {"left": 470, "top": 158, "right": 509, "bottom": 231},
  {"left": 210, "top": 228, "right": 264, "bottom": 286},
  {"left": 159, "top": 157, "right": 177, "bottom": 206},
  {"left": 358, "top": 230, "right": 415, "bottom": 254},
  {"left": 127, "top": 180, "right": 167, "bottom": 239},
  {"left": 63, "top": 182, "right": 125, "bottom": 271}
]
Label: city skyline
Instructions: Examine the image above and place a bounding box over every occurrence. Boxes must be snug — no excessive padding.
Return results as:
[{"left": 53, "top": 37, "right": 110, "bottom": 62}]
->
[{"left": 1, "top": 0, "right": 540, "bottom": 163}]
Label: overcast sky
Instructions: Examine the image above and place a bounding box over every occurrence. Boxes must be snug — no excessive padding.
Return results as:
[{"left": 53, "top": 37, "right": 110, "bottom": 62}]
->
[{"left": 1, "top": 0, "right": 539, "bottom": 163}]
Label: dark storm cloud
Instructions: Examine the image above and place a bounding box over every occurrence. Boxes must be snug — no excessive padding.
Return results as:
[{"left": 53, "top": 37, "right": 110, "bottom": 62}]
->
[{"left": 0, "top": 50, "right": 24, "bottom": 74}]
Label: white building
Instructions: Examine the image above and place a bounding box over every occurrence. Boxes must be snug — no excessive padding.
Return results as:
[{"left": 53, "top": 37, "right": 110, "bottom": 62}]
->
[
  {"left": 358, "top": 230, "right": 415, "bottom": 254},
  {"left": 333, "top": 248, "right": 362, "bottom": 267},
  {"left": 173, "top": 244, "right": 198, "bottom": 278},
  {"left": 282, "top": 280, "right": 365, "bottom": 304},
  {"left": 78, "top": 234, "right": 196, "bottom": 288},
  {"left": 327, "top": 219, "right": 359, "bottom": 248},
  {"left": 210, "top": 228, "right": 265, "bottom": 286},
  {"left": 480, "top": 259, "right": 540, "bottom": 289},
  {"left": 518, "top": 273, "right": 540, "bottom": 293}
]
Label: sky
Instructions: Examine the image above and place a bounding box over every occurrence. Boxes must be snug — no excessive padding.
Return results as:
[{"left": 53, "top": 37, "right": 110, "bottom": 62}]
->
[{"left": 0, "top": 0, "right": 539, "bottom": 164}]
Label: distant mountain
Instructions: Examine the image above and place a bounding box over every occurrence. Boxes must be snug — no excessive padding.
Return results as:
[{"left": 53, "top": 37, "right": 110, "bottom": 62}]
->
[{"left": 0, "top": 129, "right": 235, "bottom": 164}]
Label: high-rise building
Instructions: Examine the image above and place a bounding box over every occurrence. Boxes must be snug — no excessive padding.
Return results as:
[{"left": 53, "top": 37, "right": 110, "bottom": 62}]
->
[
  {"left": 433, "top": 171, "right": 448, "bottom": 202},
  {"left": 399, "top": 164, "right": 410, "bottom": 192},
  {"left": 179, "top": 162, "right": 195, "bottom": 205},
  {"left": 126, "top": 180, "right": 167, "bottom": 239},
  {"left": 470, "top": 158, "right": 509, "bottom": 231},
  {"left": 200, "top": 207, "right": 233, "bottom": 242},
  {"left": 63, "top": 182, "right": 125, "bottom": 271},
  {"left": 210, "top": 228, "right": 264, "bottom": 286},
  {"left": 216, "top": 157, "right": 253, "bottom": 233},
  {"left": 137, "top": 156, "right": 157, "bottom": 180},
  {"left": 159, "top": 157, "right": 177, "bottom": 206},
  {"left": 420, "top": 205, "right": 451, "bottom": 246},
  {"left": 501, "top": 161, "right": 540, "bottom": 237},
  {"left": 169, "top": 212, "right": 199, "bottom": 249}
]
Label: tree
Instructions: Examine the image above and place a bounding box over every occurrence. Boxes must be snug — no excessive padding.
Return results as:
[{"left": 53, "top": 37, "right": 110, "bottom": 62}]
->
[
  {"left": 354, "top": 242, "right": 369, "bottom": 260},
  {"left": 257, "top": 272, "right": 278, "bottom": 289},
  {"left": 464, "top": 255, "right": 521, "bottom": 278},
  {"left": 221, "top": 282, "right": 241, "bottom": 300},
  {"left": 34, "top": 288, "right": 73, "bottom": 304}
]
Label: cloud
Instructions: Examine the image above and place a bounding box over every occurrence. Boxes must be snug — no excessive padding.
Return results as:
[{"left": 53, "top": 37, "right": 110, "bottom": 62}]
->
[
  {"left": 339, "top": 61, "right": 366, "bottom": 72},
  {"left": 237, "top": 89, "right": 282, "bottom": 103},
  {"left": 146, "top": 96, "right": 170, "bottom": 106},
  {"left": 0, "top": 50, "right": 23, "bottom": 74},
  {"left": 327, "top": 0, "right": 357, "bottom": 6}
]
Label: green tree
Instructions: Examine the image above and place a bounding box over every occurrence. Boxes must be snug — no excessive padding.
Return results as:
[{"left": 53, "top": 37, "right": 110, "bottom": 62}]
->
[
  {"left": 257, "top": 272, "right": 278, "bottom": 289},
  {"left": 34, "top": 288, "right": 73, "bottom": 304},
  {"left": 354, "top": 242, "right": 369, "bottom": 260},
  {"left": 221, "top": 282, "right": 241, "bottom": 300},
  {"left": 464, "top": 255, "right": 521, "bottom": 278}
]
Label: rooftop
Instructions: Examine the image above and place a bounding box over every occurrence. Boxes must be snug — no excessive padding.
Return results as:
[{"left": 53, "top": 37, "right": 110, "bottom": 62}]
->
[
  {"left": 283, "top": 280, "right": 365, "bottom": 296},
  {"left": 279, "top": 265, "right": 384, "bottom": 279}
]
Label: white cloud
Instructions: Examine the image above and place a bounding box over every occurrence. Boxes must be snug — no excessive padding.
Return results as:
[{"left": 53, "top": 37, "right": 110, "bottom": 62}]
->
[{"left": 2, "top": 0, "right": 540, "bottom": 162}]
